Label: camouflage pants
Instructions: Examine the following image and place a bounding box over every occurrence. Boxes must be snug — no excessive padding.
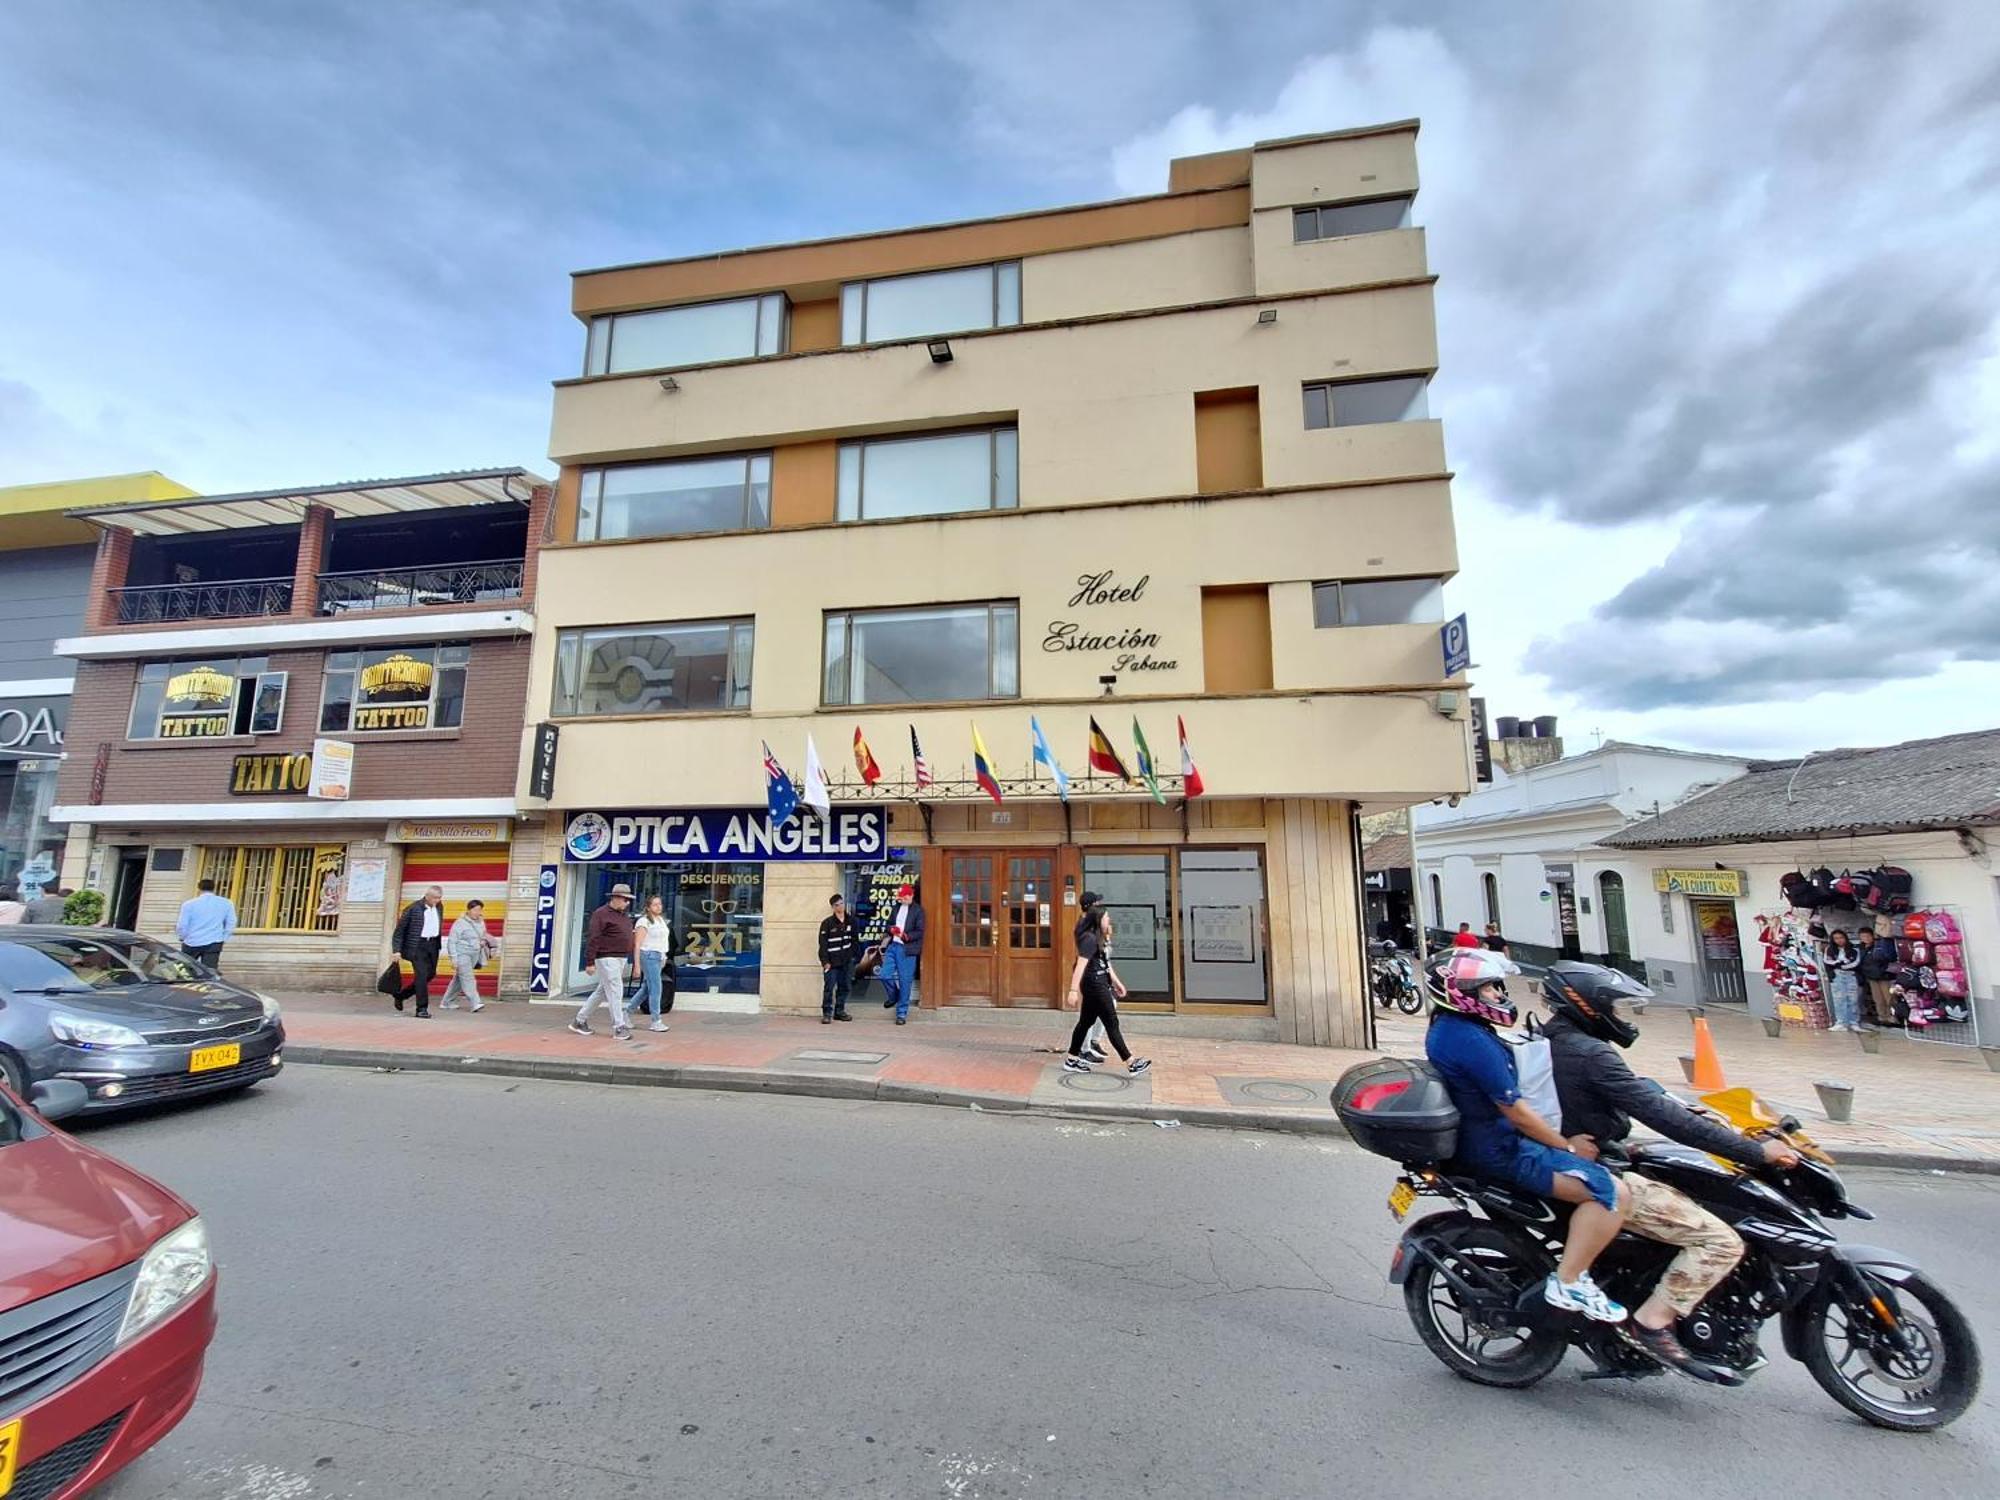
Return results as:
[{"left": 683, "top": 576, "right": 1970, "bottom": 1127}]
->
[{"left": 1623, "top": 1173, "right": 1745, "bottom": 1316}]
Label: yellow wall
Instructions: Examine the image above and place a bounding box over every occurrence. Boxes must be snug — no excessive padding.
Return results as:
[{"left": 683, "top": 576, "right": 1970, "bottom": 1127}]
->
[
  {"left": 0, "top": 471, "right": 196, "bottom": 550},
  {"left": 1201, "top": 586, "right": 1273, "bottom": 693}
]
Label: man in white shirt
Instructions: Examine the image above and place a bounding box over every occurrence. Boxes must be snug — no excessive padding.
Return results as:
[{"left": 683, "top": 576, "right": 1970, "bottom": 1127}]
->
[{"left": 392, "top": 885, "right": 447, "bottom": 1018}]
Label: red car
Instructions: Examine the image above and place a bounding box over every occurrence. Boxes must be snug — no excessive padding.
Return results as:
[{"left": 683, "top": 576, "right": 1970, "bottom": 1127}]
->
[{"left": 0, "top": 1078, "right": 215, "bottom": 1499}]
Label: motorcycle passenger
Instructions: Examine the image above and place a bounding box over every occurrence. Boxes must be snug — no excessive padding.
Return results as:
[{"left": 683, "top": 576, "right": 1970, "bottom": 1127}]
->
[
  {"left": 1540, "top": 963, "right": 1801, "bottom": 1384},
  {"left": 1424, "top": 949, "right": 1632, "bottom": 1323}
]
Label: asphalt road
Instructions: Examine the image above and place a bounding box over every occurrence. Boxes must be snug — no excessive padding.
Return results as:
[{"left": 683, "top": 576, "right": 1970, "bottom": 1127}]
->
[{"left": 74, "top": 1066, "right": 2000, "bottom": 1499}]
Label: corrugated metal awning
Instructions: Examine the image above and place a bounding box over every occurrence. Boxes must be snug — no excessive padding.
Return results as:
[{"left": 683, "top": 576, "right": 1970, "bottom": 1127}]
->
[{"left": 65, "top": 467, "right": 546, "bottom": 536}]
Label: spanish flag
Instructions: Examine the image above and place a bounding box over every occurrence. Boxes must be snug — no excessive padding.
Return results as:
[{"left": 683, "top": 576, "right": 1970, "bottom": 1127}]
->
[
  {"left": 971, "top": 721, "right": 1004, "bottom": 804},
  {"left": 1087, "top": 716, "right": 1133, "bottom": 782},
  {"left": 853, "top": 726, "right": 882, "bottom": 786}
]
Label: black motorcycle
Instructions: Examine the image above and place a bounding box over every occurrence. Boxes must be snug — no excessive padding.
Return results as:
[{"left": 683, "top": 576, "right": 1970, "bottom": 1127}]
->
[
  {"left": 1334, "top": 1058, "right": 1982, "bottom": 1430},
  {"left": 1369, "top": 941, "right": 1424, "bottom": 1015}
]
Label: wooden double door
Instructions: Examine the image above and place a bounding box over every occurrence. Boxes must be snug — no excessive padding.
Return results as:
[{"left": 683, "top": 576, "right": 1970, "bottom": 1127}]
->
[{"left": 940, "top": 848, "right": 1060, "bottom": 1007}]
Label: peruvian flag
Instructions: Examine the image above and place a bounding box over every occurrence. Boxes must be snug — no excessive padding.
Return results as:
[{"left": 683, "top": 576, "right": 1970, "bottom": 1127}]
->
[
  {"left": 1178, "top": 715, "right": 1205, "bottom": 798},
  {"left": 853, "top": 727, "right": 882, "bottom": 786}
]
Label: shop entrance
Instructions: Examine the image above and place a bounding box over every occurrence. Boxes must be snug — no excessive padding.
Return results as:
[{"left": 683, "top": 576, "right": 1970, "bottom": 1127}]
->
[
  {"left": 110, "top": 848, "right": 148, "bottom": 932},
  {"left": 941, "top": 848, "right": 1059, "bottom": 1007},
  {"left": 1691, "top": 897, "right": 1747, "bottom": 1003}
]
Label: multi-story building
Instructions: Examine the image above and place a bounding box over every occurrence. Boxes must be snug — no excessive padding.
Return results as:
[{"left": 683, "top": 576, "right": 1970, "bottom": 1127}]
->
[
  {"left": 523, "top": 119, "right": 1469, "bottom": 1045},
  {"left": 49, "top": 469, "right": 549, "bottom": 996},
  {"left": 1, "top": 472, "right": 195, "bottom": 896}
]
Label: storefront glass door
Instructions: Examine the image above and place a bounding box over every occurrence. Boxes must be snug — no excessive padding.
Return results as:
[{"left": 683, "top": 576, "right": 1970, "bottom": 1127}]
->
[
  {"left": 941, "top": 849, "right": 1058, "bottom": 1006},
  {"left": 1179, "top": 848, "right": 1269, "bottom": 1005},
  {"left": 1082, "top": 852, "right": 1172, "bottom": 1004},
  {"left": 569, "top": 862, "right": 765, "bottom": 997}
]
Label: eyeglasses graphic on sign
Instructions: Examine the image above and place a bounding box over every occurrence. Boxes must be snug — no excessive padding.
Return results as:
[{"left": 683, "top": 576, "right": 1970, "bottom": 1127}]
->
[{"left": 699, "top": 898, "right": 740, "bottom": 915}]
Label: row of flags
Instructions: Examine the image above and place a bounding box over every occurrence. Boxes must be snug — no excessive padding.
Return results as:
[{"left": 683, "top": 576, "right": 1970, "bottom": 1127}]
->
[{"left": 765, "top": 716, "right": 1205, "bottom": 822}]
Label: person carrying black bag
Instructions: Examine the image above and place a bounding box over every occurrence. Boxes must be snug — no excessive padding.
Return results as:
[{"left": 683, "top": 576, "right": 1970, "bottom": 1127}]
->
[{"left": 391, "top": 885, "right": 446, "bottom": 1018}]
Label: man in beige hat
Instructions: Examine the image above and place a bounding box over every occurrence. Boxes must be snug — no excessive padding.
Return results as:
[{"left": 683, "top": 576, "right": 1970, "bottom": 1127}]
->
[{"left": 570, "top": 882, "right": 637, "bottom": 1039}]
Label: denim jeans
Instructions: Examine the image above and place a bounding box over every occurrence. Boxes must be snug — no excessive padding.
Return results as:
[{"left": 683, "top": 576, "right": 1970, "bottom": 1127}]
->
[
  {"left": 638, "top": 949, "right": 672, "bottom": 1017},
  {"left": 883, "top": 942, "right": 917, "bottom": 1019},
  {"left": 822, "top": 961, "right": 852, "bottom": 1017},
  {"left": 1829, "top": 970, "right": 1861, "bottom": 1028}
]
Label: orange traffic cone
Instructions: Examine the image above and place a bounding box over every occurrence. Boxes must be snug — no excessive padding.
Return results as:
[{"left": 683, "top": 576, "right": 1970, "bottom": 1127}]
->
[{"left": 1690, "top": 1015, "right": 1728, "bottom": 1092}]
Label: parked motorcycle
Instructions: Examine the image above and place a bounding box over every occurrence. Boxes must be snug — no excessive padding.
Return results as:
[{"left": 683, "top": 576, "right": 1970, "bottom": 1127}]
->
[
  {"left": 1369, "top": 941, "right": 1424, "bottom": 1015},
  {"left": 1333, "top": 1059, "right": 1983, "bottom": 1430}
]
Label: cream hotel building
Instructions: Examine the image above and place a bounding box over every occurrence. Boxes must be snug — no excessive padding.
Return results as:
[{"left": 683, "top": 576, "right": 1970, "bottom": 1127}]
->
[{"left": 523, "top": 120, "right": 1470, "bottom": 1048}]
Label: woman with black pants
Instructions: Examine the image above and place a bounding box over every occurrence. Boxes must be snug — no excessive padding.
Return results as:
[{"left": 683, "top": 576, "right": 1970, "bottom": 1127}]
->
[{"left": 1065, "top": 905, "right": 1151, "bottom": 1076}]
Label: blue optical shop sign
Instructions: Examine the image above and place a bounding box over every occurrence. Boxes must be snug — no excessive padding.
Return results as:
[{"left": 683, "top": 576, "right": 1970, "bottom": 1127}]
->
[{"left": 563, "top": 807, "right": 888, "bottom": 863}]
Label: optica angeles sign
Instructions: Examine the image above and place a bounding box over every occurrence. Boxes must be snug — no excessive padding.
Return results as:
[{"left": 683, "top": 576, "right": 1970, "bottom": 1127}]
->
[{"left": 562, "top": 807, "right": 887, "bottom": 863}]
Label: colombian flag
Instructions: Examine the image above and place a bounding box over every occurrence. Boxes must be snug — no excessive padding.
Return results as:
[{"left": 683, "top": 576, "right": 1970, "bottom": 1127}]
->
[
  {"left": 971, "top": 721, "right": 1004, "bottom": 804},
  {"left": 1087, "top": 716, "right": 1133, "bottom": 782},
  {"left": 853, "top": 727, "right": 882, "bottom": 786}
]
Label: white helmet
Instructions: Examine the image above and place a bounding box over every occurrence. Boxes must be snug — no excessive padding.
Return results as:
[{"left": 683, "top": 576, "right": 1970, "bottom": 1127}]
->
[{"left": 1435, "top": 948, "right": 1520, "bottom": 1026}]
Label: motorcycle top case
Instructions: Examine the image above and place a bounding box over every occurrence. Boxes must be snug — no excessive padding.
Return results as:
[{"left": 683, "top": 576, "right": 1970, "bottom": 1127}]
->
[{"left": 1331, "top": 1057, "right": 1459, "bottom": 1163}]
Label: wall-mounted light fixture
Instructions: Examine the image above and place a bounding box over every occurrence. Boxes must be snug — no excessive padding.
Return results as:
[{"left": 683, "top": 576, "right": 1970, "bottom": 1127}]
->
[
  {"left": 927, "top": 338, "right": 954, "bottom": 364},
  {"left": 1256, "top": 308, "right": 1278, "bottom": 326},
  {"left": 1099, "top": 673, "right": 1117, "bottom": 696},
  {"left": 657, "top": 375, "right": 680, "bottom": 392}
]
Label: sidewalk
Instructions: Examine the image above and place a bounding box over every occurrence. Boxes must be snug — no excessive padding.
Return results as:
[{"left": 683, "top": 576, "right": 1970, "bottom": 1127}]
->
[{"left": 269, "top": 990, "right": 2000, "bottom": 1172}]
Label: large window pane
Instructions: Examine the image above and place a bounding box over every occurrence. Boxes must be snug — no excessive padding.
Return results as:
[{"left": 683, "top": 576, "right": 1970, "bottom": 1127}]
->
[
  {"left": 587, "top": 293, "right": 788, "bottom": 375},
  {"left": 1082, "top": 852, "right": 1172, "bottom": 1002},
  {"left": 823, "top": 603, "right": 1018, "bottom": 705},
  {"left": 1313, "top": 577, "right": 1445, "bottom": 628},
  {"left": 1303, "top": 376, "right": 1429, "bottom": 429},
  {"left": 1294, "top": 196, "right": 1414, "bottom": 241},
  {"left": 130, "top": 656, "right": 277, "bottom": 740},
  {"left": 1179, "top": 848, "right": 1269, "bottom": 1005},
  {"left": 836, "top": 428, "right": 1016, "bottom": 521},
  {"left": 845, "top": 262, "right": 1021, "bottom": 343},
  {"left": 554, "top": 620, "right": 753, "bottom": 715},
  {"left": 581, "top": 454, "right": 771, "bottom": 540}
]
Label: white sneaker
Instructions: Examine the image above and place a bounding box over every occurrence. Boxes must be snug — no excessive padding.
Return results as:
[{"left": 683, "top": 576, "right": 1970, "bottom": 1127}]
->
[
  {"left": 649, "top": 1020, "right": 668, "bottom": 1032},
  {"left": 1545, "top": 1273, "right": 1626, "bottom": 1323}
]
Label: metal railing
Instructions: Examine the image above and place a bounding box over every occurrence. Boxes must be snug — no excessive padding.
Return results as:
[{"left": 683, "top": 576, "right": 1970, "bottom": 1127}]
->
[
  {"left": 316, "top": 559, "right": 525, "bottom": 614},
  {"left": 111, "top": 577, "right": 295, "bottom": 624}
]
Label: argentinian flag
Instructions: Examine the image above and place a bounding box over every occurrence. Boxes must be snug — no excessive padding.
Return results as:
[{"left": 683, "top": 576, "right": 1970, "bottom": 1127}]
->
[{"left": 1029, "top": 715, "right": 1069, "bottom": 802}]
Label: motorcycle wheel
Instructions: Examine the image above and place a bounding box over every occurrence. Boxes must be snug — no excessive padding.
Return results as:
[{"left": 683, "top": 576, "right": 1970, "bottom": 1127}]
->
[
  {"left": 1403, "top": 1225, "right": 1566, "bottom": 1388},
  {"left": 1395, "top": 987, "right": 1426, "bottom": 1016},
  {"left": 1801, "top": 1268, "right": 1983, "bottom": 1431}
]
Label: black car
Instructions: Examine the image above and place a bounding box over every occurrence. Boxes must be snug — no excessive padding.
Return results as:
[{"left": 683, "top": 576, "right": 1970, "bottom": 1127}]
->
[{"left": 0, "top": 925, "right": 284, "bottom": 1111}]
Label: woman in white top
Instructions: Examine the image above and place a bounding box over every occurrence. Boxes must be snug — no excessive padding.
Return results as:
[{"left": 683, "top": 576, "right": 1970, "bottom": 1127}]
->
[{"left": 632, "top": 894, "right": 674, "bottom": 1033}]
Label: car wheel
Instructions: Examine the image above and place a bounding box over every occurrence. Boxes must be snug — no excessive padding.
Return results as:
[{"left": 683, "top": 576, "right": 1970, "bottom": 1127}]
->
[{"left": 0, "top": 1051, "right": 28, "bottom": 1099}]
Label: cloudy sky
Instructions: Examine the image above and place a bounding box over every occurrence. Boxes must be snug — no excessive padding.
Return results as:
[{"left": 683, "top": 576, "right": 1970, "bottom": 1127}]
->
[{"left": 4, "top": 1, "right": 1996, "bottom": 756}]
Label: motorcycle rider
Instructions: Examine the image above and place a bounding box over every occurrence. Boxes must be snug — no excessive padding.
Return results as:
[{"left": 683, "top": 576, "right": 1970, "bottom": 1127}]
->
[
  {"left": 1539, "top": 963, "right": 1801, "bottom": 1384},
  {"left": 1425, "top": 948, "right": 1632, "bottom": 1323}
]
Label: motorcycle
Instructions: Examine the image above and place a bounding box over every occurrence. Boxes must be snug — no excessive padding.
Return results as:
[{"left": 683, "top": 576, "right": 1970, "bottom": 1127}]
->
[
  {"left": 1369, "top": 941, "right": 1424, "bottom": 1015},
  {"left": 1333, "top": 1059, "right": 1983, "bottom": 1430}
]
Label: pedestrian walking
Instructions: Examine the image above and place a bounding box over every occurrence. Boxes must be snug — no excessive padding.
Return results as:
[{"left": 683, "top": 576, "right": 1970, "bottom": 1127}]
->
[
  {"left": 1822, "top": 927, "right": 1863, "bottom": 1031},
  {"left": 1483, "top": 921, "right": 1510, "bottom": 955},
  {"left": 24, "top": 886, "right": 68, "bottom": 923},
  {"left": 176, "top": 877, "right": 238, "bottom": 969},
  {"left": 818, "top": 893, "right": 857, "bottom": 1023},
  {"left": 0, "top": 883, "right": 25, "bottom": 925},
  {"left": 1451, "top": 922, "right": 1481, "bottom": 949},
  {"left": 1071, "top": 891, "right": 1111, "bottom": 1063},
  {"left": 571, "top": 883, "right": 636, "bottom": 1040},
  {"left": 879, "top": 883, "right": 925, "bottom": 1025},
  {"left": 439, "top": 898, "right": 497, "bottom": 1011},
  {"left": 633, "top": 892, "right": 675, "bottom": 1033},
  {"left": 392, "top": 885, "right": 447, "bottom": 1017},
  {"left": 1063, "top": 904, "right": 1149, "bottom": 1075}
]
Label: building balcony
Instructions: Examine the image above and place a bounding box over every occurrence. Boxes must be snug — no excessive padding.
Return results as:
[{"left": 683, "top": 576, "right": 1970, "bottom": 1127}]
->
[
  {"left": 317, "top": 559, "right": 525, "bottom": 615},
  {"left": 111, "top": 576, "right": 294, "bottom": 625}
]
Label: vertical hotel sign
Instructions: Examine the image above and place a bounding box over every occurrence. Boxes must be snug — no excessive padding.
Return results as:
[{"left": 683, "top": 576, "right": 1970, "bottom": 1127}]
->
[{"left": 529, "top": 864, "right": 558, "bottom": 994}]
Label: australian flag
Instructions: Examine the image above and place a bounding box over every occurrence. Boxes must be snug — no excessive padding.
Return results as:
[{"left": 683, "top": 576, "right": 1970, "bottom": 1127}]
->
[{"left": 763, "top": 740, "right": 799, "bottom": 826}]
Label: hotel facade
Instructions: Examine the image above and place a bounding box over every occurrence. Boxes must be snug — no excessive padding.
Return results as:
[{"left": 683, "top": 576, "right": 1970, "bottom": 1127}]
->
[{"left": 522, "top": 120, "right": 1470, "bottom": 1047}]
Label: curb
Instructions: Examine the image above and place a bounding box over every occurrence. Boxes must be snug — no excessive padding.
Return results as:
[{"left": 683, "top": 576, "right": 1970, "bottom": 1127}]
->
[{"left": 280, "top": 1045, "right": 1995, "bottom": 1172}]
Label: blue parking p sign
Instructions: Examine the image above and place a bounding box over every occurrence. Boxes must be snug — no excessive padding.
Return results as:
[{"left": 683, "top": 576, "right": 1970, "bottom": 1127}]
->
[{"left": 1441, "top": 614, "right": 1470, "bottom": 676}]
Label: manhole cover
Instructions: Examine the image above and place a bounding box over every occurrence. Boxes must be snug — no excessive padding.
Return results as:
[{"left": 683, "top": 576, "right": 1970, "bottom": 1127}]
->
[
  {"left": 792, "top": 1049, "right": 890, "bottom": 1064},
  {"left": 1240, "top": 1080, "right": 1318, "bottom": 1104},
  {"left": 1057, "top": 1071, "right": 1133, "bottom": 1094}
]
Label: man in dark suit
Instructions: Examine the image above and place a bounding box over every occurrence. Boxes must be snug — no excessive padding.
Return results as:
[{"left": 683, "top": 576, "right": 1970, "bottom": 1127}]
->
[{"left": 392, "top": 884, "right": 446, "bottom": 1018}]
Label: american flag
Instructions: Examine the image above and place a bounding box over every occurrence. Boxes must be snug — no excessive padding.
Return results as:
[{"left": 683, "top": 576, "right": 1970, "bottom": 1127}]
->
[{"left": 910, "top": 724, "right": 933, "bottom": 788}]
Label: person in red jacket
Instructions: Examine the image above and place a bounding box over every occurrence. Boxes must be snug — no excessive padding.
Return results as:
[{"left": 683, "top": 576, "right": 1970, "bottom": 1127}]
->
[{"left": 1451, "top": 922, "right": 1482, "bottom": 949}]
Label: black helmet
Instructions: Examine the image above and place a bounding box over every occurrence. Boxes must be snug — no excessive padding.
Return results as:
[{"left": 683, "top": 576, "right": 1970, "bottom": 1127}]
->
[{"left": 1541, "top": 961, "right": 1651, "bottom": 1048}]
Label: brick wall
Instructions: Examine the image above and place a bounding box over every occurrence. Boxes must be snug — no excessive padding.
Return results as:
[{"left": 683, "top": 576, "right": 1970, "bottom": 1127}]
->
[{"left": 56, "top": 636, "right": 532, "bottom": 808}]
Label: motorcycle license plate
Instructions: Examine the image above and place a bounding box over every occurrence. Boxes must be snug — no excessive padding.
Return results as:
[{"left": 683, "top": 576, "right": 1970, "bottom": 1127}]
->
[
  {"left": 190, "top": 1043, "right": 241, "bottom": 1073},
  {"left": 1388, "top": 1181, "right": 1417, "bottom": 1220}
]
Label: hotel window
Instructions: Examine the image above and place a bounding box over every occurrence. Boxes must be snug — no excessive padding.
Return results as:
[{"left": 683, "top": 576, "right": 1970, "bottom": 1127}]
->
[
  {"left": 197, "top": 844, "right": 344, "bottom": 933},
  {"left": 1311, "top": 578, "right": 1445, "bottom": 628},
  {"left": 128, "top": 658, "right": 286, "bottom": 741},
  {"left": 578, "top": 454, "right": 772, "bottom": 540},
  {"left": 319, "top": 644, "right": 470, "bottom": 733},
  {"left": 553, "top": 619, "right": 754, "bottom": 717},
  {"left": 836, "top": 428, "right": 1018, "bottom": 521},
  {"left": 582, "top": 293, "right": 788, "bottom": 376},
  {"left": 1292, "top": 196, "right": 1414, "bottom": 242},
  {"left": 823, "top": 602, "right": 1018, "bottom": 706},
  {"left": 840, "top": 261, "right": 1022, "bottom": 344},
  {"left": 1302, "top": 375, "right": 1429, "bottom": 429}
]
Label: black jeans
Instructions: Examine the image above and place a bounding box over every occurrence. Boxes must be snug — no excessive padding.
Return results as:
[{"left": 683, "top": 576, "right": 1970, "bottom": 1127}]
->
[
  {"left": 182, "top": 942, "right": 224, "bottom": 971},
  {"left": 400, "top": 942, "right": 441, "bottom": 1010},
  {"left": 822, "top": 961, "right": 852, "bottom": 1016},
  {"left": 1068, "top": 984, "right": 1129, "bottom": 1061}
]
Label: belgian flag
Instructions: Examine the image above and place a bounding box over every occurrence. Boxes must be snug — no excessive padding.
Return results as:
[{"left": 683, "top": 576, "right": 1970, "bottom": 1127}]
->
[{"left": 1087, "top": 716, "right": 1133, "bottom": 782}]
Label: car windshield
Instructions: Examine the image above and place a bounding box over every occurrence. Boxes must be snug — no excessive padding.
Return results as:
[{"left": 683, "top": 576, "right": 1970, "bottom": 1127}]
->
[{"left": 0, "top": 934, "right": 211, "bottom": 993}]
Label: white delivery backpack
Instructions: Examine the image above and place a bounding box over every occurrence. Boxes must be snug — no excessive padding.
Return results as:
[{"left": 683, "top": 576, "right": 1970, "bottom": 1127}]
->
[{"left": 1509, "top": 1017, "right": 1563, "bottom": 1132}]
